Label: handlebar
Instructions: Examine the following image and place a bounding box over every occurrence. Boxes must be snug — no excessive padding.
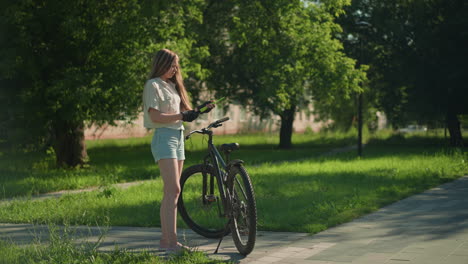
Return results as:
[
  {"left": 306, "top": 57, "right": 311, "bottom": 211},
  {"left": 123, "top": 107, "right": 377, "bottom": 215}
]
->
[
  {"left": 185, "top": 117, "right": 230, "bottom": 140},
  {"left": 208, "top": 117, "right": 229, "bottom": 128}
]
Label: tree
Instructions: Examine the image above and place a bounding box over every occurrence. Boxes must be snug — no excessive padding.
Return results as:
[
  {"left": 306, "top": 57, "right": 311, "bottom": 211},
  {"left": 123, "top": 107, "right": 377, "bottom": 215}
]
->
[
  {"left": 0, "top": 0, "right": 209, "bottom": 166},
  {"left": 199, "top": 0, "right": 366, "bottom": 148},
  {"left": 405, "top": 0, "right": 468, "bottom": 146},
  {"left": 338, "top": 0, "right": 468, "bottom": 146}
]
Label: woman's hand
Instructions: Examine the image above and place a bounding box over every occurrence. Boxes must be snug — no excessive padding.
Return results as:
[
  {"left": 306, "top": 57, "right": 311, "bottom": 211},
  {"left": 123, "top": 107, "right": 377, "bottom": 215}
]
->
[
  {"left": 196, "top": 101, "right": 215, "bottom": 114},
  {"left": 181, "top": 110, "right": 200, "bottom": 122}
]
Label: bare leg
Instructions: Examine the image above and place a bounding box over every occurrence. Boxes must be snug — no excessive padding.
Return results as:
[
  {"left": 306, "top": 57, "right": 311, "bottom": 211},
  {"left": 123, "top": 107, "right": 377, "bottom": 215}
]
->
[
  {"left": 158, "top": 158, "right": 181, "bottom": 248},
  {"left": 177, "top": 159, "right": 184, "bottom": 183}
]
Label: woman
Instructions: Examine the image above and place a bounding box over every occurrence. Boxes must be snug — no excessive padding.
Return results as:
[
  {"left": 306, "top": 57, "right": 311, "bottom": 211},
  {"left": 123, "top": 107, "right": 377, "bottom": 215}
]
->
[{"left": 142, "top": 49, "right": 214, "bottom": 252}]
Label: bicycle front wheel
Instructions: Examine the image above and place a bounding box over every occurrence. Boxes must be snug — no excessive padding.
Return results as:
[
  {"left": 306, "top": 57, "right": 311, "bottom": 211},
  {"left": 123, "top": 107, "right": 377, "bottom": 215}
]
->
[
  {"left": 178, "top": 164, "right": 229, "bottom": 238},
  {"left": 228, "top": 165, "right": 257, "bottom": 255}
]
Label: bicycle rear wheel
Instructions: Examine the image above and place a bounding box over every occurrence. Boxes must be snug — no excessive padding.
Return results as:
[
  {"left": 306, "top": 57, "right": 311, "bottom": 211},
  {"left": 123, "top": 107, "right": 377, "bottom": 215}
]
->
[
  {"left": 228, "top": 165, "right": 257, "bottom": 255},
  {"left": 178, "top": 164, "right": 229, "bottom": 238}
]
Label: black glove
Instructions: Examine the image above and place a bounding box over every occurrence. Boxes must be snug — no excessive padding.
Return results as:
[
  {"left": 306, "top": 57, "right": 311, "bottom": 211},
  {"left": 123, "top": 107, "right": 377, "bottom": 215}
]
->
[
  {"left": 196, "top": 101, "right": 215, "bottom": 114},
  {"left": 181, "top": 110, "right": 199, "bottom": 122}
]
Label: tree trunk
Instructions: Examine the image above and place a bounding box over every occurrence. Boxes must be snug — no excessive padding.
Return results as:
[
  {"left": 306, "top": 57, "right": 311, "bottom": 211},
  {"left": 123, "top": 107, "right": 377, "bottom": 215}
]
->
[
  {"left": 53, "top": 120, "right": 88, "bottom": 167},
  {"left": 279, "top": 106, "right": 296, "bottom": 149},
  {"left": 446, "top": 111, "right": 464, "bottom": 147}
]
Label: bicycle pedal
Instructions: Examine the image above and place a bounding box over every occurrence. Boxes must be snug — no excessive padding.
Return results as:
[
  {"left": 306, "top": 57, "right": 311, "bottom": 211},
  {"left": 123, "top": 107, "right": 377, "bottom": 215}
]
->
[{"left": 205, "top": 195, "right": 217, "bottom": 202}]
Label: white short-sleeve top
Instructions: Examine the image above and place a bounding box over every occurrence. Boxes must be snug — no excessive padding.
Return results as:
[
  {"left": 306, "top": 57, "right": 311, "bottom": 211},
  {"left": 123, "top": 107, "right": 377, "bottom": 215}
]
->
[{"left": 143, "top": 77, "right": 184, "bottom": 130}]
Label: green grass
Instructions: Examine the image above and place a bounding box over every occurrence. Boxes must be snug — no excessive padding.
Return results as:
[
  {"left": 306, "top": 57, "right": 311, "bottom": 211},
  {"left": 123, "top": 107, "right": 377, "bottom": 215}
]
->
[
  {"left": 0, "top": 131, "right": 356, "bottom": 199},
  {"left": 0, "top": 133, "right": 466, "bottom": 234},
  {"left": 0, "top": 241, "right": 228, "bottom": 264},
  {"left": 0, "top": 224, "right": 230, "bottom": 264}
]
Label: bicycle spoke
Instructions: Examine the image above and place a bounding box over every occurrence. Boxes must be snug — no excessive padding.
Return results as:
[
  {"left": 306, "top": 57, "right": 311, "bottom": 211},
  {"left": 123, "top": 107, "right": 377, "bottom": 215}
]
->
[
  {"left": 235, "top": 177, "right": 248, "bottom": 201},
  {"left": 233, "top": 183, "right": 250, "bottom": 237}
]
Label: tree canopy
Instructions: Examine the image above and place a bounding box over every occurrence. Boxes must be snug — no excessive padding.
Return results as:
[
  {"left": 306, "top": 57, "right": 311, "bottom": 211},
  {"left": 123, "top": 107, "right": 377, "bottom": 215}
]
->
[
  {"left": 338, "top": 0, "right": 467, "bottom": 145},
  {"left": 199, "top": 0, "right": 366, "bottom": 148},
  {"left": 0, "top": 0, "right": 209, "bottom": 165}
]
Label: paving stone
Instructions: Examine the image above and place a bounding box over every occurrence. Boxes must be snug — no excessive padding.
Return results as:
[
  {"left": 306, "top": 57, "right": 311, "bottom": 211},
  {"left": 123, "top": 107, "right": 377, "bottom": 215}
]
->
[
  {"left": 306, "top": 243, "right": 368, "bottom": 262},
  {"left": 245, "top": 261, "right": 268, "bottom": 264},
  {"left": 269, "top": 251, "right": 293, "bottom": 258},
  {"left": 452, "top": 242, "right": 468, "bottom": 256},
  {"left": 281, "top": 259, "right": 331, "bottom": 264},
  {"left": 299, "top": 261, "right": 333, "bottom": 264},
  {"left": 309, "top": 252, "right": 359, "bottom": 262},
  {"left": 255, "top": 256, "right": 284, "bottom": 263},
  {"left": 420, "top": 239, "right": 465, "bottom": 256},
  {"left": 350, "top": 253, "right": 393, "bottom": 264},
  {"left": 439, "top": 255, "right": 468, "bottom": 264},
  {"left": 287, "top": 241, "right": 321, "bottom": 248},
  {"left": 281, "top": 246, "right": 308, "bottom": 252},
  {"left": 387, "top": 252, "right": 446, "bottom": 263},
  {"left": 293, "top": 247, "right": 330, "bottom": 259},
  {"left": 458, "top": 242, "right": 468, "bottom": 249},
  {"left": 365, "top": 239, "right": 410, "bottom": 253},
  {"left": 440, "top": 200, "right": 463, "bottom": 208}
]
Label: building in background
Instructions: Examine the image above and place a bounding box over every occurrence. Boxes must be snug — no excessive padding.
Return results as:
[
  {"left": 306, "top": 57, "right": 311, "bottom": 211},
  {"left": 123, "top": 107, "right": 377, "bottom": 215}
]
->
[{"left": 85, "top": 103, "right": 328, "bottom": 140}]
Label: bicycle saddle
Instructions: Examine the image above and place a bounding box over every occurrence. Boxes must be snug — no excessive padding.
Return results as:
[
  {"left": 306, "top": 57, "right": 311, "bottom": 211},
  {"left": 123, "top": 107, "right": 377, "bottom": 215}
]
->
[{"left": 220, "top": 143, "right": 240, "bottom": 153}]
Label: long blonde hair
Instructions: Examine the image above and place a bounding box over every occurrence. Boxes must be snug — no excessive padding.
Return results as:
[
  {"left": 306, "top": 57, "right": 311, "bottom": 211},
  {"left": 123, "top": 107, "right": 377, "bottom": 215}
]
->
[{"left": 148, "top": 49, "right": 192, "bottom": 111}]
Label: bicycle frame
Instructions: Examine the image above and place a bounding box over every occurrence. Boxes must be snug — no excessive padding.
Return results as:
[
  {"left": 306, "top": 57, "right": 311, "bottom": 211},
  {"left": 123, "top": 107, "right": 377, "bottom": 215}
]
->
[
  {"left": 182, "top": 117, "right": 256, "bottom": 255},
  {"left": 203, "top": 130, "right": 231, "bottom": 217},
  {"left": 184, "top": 117, "right": 235, "bottom": 218}
]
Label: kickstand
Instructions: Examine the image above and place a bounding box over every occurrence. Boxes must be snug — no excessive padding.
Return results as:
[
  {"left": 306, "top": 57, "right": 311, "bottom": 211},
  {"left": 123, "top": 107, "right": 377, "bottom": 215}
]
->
[{"left": 214, "top": 219, "right": 231, "bottom": 254}]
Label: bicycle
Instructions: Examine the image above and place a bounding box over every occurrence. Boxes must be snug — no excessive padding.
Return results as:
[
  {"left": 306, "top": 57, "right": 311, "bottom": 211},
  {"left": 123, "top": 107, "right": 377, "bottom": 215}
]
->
[{"left": 177, "top": 117, "right": 257, "bottom": 256}]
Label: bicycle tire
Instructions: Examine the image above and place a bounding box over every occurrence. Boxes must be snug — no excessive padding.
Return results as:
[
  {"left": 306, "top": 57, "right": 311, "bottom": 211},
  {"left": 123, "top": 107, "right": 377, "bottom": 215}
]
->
[
  {"left": 178, "top": 164, "right": 229, "bottom": 238},
  {"left": 228, "top": 165, "right": 257, "bottom": 255}
]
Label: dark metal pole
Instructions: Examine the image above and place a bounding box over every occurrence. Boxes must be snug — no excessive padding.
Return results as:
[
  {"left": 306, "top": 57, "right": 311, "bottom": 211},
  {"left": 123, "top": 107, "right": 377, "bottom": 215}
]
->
[
  {"left": 358, "top": 93, "right": 363, "bottom": 157},
  {"left": 357, "top": 26, "right": 364, "bottom": 157}
]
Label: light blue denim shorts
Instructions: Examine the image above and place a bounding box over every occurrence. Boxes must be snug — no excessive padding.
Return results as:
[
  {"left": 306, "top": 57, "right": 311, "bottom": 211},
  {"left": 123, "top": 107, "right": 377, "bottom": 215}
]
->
[{"left": 151, "top": 127, "right": 185, "bottom": 162}]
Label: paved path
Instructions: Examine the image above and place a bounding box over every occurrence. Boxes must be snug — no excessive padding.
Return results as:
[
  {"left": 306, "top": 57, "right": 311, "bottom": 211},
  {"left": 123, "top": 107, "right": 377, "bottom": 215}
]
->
[{"left": 1, "top": 176, "right": 467, "bottom": 263}]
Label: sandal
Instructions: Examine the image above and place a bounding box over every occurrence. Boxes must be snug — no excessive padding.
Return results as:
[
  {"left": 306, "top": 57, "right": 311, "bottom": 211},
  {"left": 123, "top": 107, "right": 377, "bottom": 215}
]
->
[{"left": 160, "top": 242, "right": 191, "bottom": 254}]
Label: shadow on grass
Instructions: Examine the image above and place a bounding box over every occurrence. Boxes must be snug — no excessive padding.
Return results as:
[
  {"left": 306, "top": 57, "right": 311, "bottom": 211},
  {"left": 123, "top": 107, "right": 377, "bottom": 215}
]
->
[
  {"left": 367, "top": 134, "right": 451, "bottom": 146},
  {"left": 1, "top": 133, "right": 462, "bottom": 199},
  {"left": 308, "top": 135, "right": 466, "bottom": 163}
]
